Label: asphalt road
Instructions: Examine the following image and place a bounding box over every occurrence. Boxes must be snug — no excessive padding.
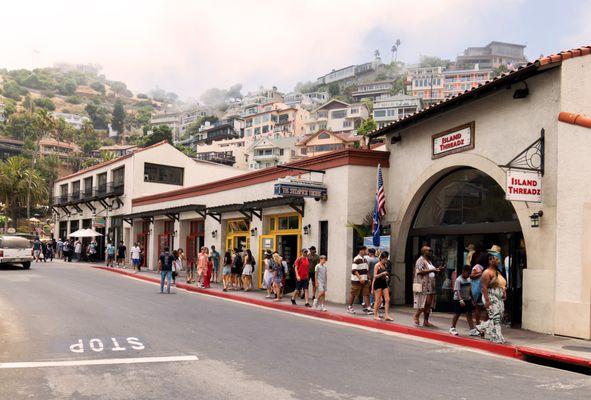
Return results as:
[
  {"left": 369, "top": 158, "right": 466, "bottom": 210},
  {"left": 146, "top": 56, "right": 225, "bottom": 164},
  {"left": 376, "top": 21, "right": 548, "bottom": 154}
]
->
[{"left": 0, "top": 260, "right": 590, "bottom": 400}]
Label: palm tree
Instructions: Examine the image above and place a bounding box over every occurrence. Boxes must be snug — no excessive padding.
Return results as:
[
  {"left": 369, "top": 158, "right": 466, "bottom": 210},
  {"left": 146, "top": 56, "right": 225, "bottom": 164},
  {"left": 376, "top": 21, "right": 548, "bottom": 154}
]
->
[
  {"left": 391, "top": 39, "right": 401, "bottom": 63},
  {"left": 28, "top": 110, "right": 56, "bottom": 218},
  {"left": 0, "top": 157, "right": 47, "bottom": 230}
]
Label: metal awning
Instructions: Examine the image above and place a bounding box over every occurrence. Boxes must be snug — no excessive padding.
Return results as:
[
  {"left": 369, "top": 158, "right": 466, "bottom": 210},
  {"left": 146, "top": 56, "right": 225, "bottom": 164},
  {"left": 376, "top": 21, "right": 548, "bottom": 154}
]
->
[
  {"left": 122, "top": 204, "right": 206, "bottom": 224},
  {"left": 206, "top": 203, "right": 247, "bottom": 223},
  {"left": 243, "top": 197, "right": 305, "bottom": 219}
]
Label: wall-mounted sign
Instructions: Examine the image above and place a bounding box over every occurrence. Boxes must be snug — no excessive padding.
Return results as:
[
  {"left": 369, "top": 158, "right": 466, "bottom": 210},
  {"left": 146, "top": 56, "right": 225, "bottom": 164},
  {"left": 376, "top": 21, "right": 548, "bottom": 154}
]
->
[
  {"left": 506, "top": 170, "right": 542, "bottom": 202},
  {"left": 432, "top": 122, "right": 475, "bottom": 159},
  {"left": 363, "top": 236, "right": 391, "bottom": 252},
  {"left": 274, "top": 178, "right": 327, "bottom": 199},
  {"left": 93, "top": 217, "right": 106, "bottom": 228}
]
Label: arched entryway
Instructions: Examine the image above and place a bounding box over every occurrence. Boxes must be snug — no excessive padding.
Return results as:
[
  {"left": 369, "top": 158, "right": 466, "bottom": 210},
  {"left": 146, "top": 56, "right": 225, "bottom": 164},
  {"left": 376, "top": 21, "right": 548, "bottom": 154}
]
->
[{"left": 404, "top": 168, "right": 526, "bottom": 326}]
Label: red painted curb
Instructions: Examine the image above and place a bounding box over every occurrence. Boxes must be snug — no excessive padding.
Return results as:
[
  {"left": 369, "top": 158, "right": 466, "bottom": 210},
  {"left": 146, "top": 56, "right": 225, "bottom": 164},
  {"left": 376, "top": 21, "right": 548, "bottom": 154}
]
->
[
  {"left": 93, "top": 266, "right": 591, "bottom": 368},
  {"left": 516, "top": 346, "right": 591, "bottom": 368}
]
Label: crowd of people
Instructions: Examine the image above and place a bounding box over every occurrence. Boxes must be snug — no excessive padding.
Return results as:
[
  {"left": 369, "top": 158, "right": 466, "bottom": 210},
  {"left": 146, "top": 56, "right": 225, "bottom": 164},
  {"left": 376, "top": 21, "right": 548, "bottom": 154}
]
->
[{"left": 413, "top": 244, "right": 507, "bottom": 344}]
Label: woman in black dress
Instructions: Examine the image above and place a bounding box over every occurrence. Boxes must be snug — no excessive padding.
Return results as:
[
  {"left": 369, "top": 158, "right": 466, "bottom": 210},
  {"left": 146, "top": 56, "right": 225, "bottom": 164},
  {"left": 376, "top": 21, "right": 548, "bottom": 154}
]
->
[{"left": 372, "top": 252, "right": 393, "bottom": 321}]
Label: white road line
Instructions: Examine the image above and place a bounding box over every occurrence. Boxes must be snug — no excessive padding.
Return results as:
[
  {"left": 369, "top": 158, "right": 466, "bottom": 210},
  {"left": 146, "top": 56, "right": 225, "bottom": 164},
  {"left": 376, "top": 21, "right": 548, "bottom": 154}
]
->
[{"left": 0, "top": 355, "right": 199, "bottom": 369}]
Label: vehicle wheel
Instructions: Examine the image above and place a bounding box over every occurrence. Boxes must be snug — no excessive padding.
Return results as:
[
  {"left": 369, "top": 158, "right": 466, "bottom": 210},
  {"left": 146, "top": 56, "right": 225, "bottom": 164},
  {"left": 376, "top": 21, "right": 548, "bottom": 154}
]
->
[{"left": 22, "top": 262, "right": 31, "bottom": 269}]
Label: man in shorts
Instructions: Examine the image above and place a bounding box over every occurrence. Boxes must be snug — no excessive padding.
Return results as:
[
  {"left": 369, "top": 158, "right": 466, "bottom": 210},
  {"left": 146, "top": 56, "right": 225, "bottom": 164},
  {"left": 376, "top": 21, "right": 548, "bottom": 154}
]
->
[
  {"left": 105, "top": 242, "right": 116, "bottom": 267},
  {"left": 291, "top": 249, "right": 311, "bottom": 307},
  {"left": 116, "top": 241, "right": 127, "bottom": 266},
  {"left": 210, "top": 245, "right": 220, "bottom": 283},
  {"left": 307, "top": 246, "right": 321, "bottom": 301},
  {"left": 347, "top": 246, "right": 372, "bottom": 314},
  {"left": 130, "top": 242, "right": 141, "bottom": 273}
]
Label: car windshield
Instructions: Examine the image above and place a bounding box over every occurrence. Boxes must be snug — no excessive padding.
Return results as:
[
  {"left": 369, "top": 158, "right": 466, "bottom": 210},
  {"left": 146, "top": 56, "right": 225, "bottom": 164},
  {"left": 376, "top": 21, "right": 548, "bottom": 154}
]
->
[{"left": 0, "top": 236, "right": 33, "bottom": 249}]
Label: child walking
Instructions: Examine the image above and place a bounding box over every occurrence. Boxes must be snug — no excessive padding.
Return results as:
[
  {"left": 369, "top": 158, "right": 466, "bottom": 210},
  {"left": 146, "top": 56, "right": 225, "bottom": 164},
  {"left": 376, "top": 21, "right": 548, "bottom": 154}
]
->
[
  {"left": 222, "top": 251, "right": 232, "bottom": 292},
  {"left": 313, "top": 255, "right": 328, "bottom": 311},
  {"left": 450, "top": 265, "right": 479, "bottom": 336}
]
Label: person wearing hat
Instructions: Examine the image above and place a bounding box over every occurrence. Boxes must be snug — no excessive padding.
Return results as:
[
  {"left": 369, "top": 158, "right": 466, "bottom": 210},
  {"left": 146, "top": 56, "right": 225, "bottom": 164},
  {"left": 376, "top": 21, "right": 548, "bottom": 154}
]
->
[
  {"left": 291, "top": 248, "right": 311, "bottom": 307},
  {"left": 307, "top": 246, "right": 321, "bottom": 301}
]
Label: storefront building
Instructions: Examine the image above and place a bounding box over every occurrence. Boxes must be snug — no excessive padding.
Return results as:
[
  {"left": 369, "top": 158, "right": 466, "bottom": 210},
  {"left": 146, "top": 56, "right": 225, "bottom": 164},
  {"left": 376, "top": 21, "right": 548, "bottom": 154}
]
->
[
  {"left": 127, "top": 149, "right": 389, "bottom": 303},
  {"left": 369, "top": 46, "right": 591, "bottom": 339},
  {"left": 52, "top": 141, "right": 241, "bottom": 261}
]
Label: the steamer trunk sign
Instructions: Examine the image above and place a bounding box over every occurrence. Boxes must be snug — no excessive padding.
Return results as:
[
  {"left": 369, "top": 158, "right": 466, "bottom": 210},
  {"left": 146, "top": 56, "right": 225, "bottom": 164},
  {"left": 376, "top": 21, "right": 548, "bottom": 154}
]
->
[
  {"left": 432, "top": 122, "right": 475, "bottom": 159},
  {"left": 274, "top": 182, "right": 327, "bottom": 199}
]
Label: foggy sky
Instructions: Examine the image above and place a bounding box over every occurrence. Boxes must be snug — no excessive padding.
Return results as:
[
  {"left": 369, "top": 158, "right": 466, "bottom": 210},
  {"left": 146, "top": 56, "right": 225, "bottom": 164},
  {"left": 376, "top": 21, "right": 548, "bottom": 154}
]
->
[{"left": 2, "top": 0, "right": 589, "bottom": 99}]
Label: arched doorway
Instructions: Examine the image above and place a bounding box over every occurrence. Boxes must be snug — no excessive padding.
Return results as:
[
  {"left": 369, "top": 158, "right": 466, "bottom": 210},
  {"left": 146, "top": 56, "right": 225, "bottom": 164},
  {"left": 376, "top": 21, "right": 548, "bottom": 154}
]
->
[{"left": 405, "top": 168, "right": 526, "bottom": 326}]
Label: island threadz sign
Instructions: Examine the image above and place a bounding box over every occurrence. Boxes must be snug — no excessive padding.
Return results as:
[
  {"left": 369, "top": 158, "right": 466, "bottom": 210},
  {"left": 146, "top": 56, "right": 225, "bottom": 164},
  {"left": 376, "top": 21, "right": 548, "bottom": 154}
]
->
[
  {"left": 274, "top": 177, "right": 327, "bottom": 200},
  {"left": 432, "top": 122, "right": 475, "bottom": 159},
  {"left": 506, "top": 170, "right": 542, "bottom": 202}
]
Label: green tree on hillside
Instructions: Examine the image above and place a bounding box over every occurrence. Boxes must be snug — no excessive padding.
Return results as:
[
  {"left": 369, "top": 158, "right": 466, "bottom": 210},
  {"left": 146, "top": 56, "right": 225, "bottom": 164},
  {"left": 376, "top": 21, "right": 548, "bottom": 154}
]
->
[
  {"left": 356, "top": 117, "right": 377, "bottom": 137},
  {"left": 85, "top": 98, "right": 110, "bottom": 130},
  {"left": 33, "top": 97, "right": 56, "bottom": 111},
  {"left": 111, "top": 99, "right": 126, "bottom": 138},
  {"left": 2, "top": 81, "right": 27, "bottom": 101},
  {"left": 143, "top": 125, "right": 172, "bottom": 147}
]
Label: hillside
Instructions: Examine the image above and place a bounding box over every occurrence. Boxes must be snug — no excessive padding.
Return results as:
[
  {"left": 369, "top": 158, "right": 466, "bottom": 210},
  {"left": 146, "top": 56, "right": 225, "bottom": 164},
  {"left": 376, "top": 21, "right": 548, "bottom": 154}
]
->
[{"left": 0, "top": 64, "right": 165, "bottom": 135}]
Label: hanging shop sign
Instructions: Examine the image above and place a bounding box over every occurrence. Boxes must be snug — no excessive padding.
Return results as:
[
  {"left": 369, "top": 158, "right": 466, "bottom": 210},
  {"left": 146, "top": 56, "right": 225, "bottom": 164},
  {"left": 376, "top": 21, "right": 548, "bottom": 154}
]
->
[
  {"left": 363, "top": 236, "right": 391, "bottom": 253},
  {"left": 93, "top": 217, "right": 106, "bottom": 228},
  {"left": 274, "top": 177, "right": 327, "bottom": 200},
  {"left": 506, "top": 169, "right": 542, "bottom": 202},
  {"left": 432, "top": 122, "right": 475, "bottom": 159}
]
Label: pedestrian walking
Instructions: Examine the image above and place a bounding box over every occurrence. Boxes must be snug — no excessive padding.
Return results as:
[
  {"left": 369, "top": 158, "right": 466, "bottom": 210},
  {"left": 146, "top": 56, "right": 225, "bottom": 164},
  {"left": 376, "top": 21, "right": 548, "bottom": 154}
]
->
[
  {"left": 105, "top": 242, "right": 116, "bottom": 267},
  {"left": 263, "top": 250, "right": 274, "bottom": 298},
  {"left": 366, "top": 248, "right": 379, "bottom": 307},
  {"left": 476, "top": 253, "right": 507, "bottom": 343},
  {"left": 158, "top": 247, "right": 174, "bottom": 294},
  {"left": 131, "top": 242, "right": 141, "bottom": 273},
  {"left": 88, "top": 240, "right": 98, "bottom": 263},
  {"left": 291, "top": 249, "right": 311, "bottom": 307},
  {"left": 211, "top": 245, "right": 220, "bottom": 283},
  {"left": 231, "top": 248, "right": 243, "bottom": 290},
  {"left": 63, "top": 239, "right": 71, "bottom": 262},
  {"left": 56, "top": 238, "right": 64, "bottom": 260},
  {"left": 74, "top": 239, "right": 82, "bottom": 262},
  {"left": 271, "top": 252, "right": 284, "bottom": 302},
  {"left": 46, "top": 240, "right": 54, "bottom": 262},
  {"left": 176, "top": 247, "right": 185, "bottom": 277},
  {"left": 470, "top": 253, "right": 488, "bottom": 325},
  {"left": 203, "top": 251, "right": 213, "bottom": 289},
  {"left": 450, "top": 265, "right": 479, "bottom": 336},
  {"left": 116, "top": 241, "right": 126, "bottom": 266},
  {"left": 197, "top": 247, "right": 208, "bottom": 288},
  {"left": 172, "top": 250, "right": 181, "bottom": 286},
  {"left": 313, "top": 255, "right": 328, "bottom": 311},
  {"left": 33, "top": 237, "right": 42, "bottom": 262},
  {"left": 222, "top": 251, "right": 232, "bottom": 291},
  {"left": 307, "top": 246, "right": 320, "bottom": 301},
  {"left": 413, "top": 246, "right": 443, "bottom": 327},
  {"left": 372, "top": 252, "right": 393, "bottom": 321},
  {"left": 241, "top": 249, "right": 255, "bottom": 291},
  {"left": 347, "top": 246, "right": 372, "bottom": 315}
]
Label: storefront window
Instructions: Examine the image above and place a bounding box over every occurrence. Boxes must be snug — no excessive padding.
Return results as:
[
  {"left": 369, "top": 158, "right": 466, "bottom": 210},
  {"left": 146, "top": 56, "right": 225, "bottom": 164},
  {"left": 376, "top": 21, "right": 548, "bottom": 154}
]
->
[
  {"left": 413, "top": 168, "right": 516, "bottom": 228},
  {"left": 228, "top": 219, "right": 249, "bottom": 233},
  {"left": 278, "top": 215, "right": 299, "bottom": 230}
]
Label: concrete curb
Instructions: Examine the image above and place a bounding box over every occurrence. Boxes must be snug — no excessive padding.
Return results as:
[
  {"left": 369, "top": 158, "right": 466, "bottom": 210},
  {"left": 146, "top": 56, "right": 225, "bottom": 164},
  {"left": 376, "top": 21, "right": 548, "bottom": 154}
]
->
[{"left": 93, "top": 266, "right": 591, "bottom": 369}]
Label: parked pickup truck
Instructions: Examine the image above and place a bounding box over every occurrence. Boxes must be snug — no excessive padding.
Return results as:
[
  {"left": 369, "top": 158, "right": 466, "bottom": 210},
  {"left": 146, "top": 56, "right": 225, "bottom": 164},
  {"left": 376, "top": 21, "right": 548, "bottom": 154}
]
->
[{"left": 0, "top": 235, "right": 34, "bottom": 269}]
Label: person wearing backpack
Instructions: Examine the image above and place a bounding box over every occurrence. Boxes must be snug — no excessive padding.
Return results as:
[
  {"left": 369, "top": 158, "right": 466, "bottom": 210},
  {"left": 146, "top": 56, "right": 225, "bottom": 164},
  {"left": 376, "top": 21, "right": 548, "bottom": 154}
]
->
[
  {"left": 158, "top": 247, "right": 173, "bottom": 294},
  {"left": 242, "top": 249, "right": 256, "bottom": 291}
]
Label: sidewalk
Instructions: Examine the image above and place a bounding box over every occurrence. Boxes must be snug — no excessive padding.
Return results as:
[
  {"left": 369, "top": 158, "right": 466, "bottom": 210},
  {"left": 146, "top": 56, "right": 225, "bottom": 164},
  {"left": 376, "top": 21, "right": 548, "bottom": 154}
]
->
[{"left": 93, "top": 263, "right": 591, "bottom": 370}]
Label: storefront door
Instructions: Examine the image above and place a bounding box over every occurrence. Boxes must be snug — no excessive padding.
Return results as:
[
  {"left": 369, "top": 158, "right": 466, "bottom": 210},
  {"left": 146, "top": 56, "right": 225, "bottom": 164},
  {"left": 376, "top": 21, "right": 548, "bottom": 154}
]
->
[
  {"left": 187, "top": 220, "right": 205, "bottom": 269},
  {"left": 225, "top": 219, "right": 250, "bottom": 254},
  {"left": 405, "top": 168, "right": 525, "bottom": 326}
]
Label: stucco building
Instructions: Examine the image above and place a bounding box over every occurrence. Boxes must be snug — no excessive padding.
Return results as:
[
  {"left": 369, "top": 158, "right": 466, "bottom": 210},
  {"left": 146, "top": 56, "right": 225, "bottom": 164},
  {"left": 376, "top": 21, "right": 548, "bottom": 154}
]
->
[{"left": 369, "top": 45, "right": 591, "bottom": 339}]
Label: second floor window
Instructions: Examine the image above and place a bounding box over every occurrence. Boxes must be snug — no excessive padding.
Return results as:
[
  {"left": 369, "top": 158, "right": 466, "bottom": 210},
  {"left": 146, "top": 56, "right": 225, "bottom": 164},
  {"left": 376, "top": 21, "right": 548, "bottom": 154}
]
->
[
  {"left": 98, "top": 173, "right": 107, "bottom": 189},
  {"left": 144, "top": 163, "right": 184, "bottom": 185},
  {"left": 112, "top": 167, "right": 125, "bottom": 187},
  {"left": 331, "top": 110, "right": 346, "bottom": 119}
]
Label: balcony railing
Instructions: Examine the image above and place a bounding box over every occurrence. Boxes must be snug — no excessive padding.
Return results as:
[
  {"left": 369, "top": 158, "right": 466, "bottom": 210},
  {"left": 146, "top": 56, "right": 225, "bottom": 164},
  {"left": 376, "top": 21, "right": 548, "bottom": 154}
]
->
[
  {"left": 53, "top": 182, "right": 124, "bottom": 205},
  {"left": 253, "top": 153, "right": 279, "bottom": 162}
]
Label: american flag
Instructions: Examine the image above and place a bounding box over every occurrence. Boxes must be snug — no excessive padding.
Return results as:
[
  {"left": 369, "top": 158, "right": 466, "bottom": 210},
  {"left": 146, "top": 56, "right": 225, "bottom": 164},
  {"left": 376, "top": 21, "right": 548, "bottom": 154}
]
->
[{"left": 372, "top": 164, "right": 386, "bottom": 246}]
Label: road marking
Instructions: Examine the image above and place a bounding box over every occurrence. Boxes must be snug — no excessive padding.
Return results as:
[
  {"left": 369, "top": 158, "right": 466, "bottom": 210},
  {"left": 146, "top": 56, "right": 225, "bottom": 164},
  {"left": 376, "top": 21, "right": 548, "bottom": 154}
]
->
[{"left": 0, "top": 355, "right": 198, "bottom": 369}]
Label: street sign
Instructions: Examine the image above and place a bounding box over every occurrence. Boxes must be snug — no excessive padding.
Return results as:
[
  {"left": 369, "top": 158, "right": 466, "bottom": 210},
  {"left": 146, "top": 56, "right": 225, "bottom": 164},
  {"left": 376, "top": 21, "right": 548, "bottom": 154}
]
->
[
  {"left": 506, "top": 169, "right": 542, "bottom": 202},
  {"left": 274, "top": 177, "right": 327, "bottom": 199}
]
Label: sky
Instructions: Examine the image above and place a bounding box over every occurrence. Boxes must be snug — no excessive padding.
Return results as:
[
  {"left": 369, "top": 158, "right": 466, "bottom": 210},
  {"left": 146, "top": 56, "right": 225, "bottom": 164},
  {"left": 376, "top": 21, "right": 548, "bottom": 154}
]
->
[{"left": 1, "top": 0, "right": 589, "bottom": 100}]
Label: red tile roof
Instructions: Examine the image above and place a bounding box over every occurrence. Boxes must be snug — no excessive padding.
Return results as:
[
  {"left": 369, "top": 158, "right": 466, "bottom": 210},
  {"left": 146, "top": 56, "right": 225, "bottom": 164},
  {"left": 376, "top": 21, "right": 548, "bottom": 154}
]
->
[{"left": 369, "top": 45, "right": 591, "bottom": 138}]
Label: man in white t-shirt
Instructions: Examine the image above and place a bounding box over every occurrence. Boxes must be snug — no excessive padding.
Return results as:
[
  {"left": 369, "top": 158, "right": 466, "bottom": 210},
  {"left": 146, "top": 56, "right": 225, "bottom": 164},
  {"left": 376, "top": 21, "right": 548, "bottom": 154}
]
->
[{"left": 131, "top": 242, "right": 142, "bottom": 273}]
